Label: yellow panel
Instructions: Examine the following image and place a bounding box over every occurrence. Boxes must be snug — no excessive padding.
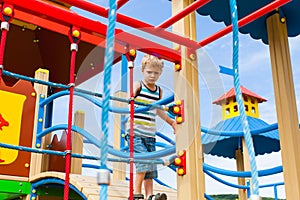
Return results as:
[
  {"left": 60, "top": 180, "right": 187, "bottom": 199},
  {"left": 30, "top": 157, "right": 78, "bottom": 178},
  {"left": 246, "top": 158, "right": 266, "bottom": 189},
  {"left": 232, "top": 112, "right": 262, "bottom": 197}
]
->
[
  {"left": 0, "top": 90, "right": 26, "bottom": 165},
  {"left": 221, "top": 97, "right": 260, "bottom": 119},
  {"left": 11, "top": 19, "right": 37, "bottom": 30}
]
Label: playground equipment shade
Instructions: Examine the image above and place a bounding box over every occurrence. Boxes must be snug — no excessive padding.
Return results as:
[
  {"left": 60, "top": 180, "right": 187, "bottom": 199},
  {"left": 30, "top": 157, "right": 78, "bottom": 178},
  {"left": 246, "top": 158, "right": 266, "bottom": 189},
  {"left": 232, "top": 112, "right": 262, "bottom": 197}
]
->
[
  {"left": 202, "top": 116, "right": 280, "bottom": 159},
  {"left": 196, "top": 0, "right": 300, "bottom": 44}
]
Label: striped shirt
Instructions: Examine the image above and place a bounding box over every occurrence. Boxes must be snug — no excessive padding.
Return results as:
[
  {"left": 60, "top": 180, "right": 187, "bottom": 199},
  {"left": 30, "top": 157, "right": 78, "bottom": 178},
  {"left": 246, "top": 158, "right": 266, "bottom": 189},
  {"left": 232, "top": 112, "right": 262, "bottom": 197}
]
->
[{"left": 127, "top": 81, "right": 161, "bottom": 138}]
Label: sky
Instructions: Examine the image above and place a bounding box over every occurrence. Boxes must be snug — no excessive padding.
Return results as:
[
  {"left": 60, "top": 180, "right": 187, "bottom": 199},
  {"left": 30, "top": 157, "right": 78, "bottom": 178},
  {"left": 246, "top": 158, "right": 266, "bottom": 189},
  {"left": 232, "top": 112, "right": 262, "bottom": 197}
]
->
[{"left": 51, "top": 0, "right": 300, "bottom": 198}]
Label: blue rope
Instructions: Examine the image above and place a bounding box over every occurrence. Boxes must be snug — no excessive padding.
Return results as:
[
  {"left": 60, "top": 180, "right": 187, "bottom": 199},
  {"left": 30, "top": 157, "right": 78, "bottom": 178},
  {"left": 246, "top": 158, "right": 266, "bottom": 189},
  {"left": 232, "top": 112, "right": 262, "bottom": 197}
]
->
[
  {"left": 201, "top": 122, "right": 280, "bottom": 136},
  {"left": 3, "top": 69, "right": 173, "bottom": 109},
  {"left": 203, "top": 162, "right": 282, "bottom": 178},
  {"left": 100, "top": 0, "right": 117, "bottom": 199},
  {"left": 0, "top": 142, "right": 171, "bottom": 165},
  {"left": 229, "top": 0, "right": 259, "bottom": 196}
]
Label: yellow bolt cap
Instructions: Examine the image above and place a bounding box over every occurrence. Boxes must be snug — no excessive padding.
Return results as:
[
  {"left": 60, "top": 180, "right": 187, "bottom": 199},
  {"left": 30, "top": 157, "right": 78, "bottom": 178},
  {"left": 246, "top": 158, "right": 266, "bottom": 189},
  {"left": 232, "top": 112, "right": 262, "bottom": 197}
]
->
[
  {"left": 174, "top": 157, "right": 182, "bottom": 165},
  {"left": 176, "top": 116, "right": 183, "bottom": 123},
  {"left": 129, "top": 49, "right": 136, "bottom": 56},
  {"left": 3, "top": 7, "right": 12, "bottom": 15},
  {"left": 177, "top": 168, "right": 184, "bottom": 175},
  {"left": 175, "top": 64, "right": 181, "bottom": 71},
  {"left": 173, "top": 106, "right": 180, "bottom": 113},
  {"left": 178, "top": 150, "right": 185, "bottom": 157},
  {"left": 72, "top": 30, "right": 80, "bottom": 38},
  {"left": 175, "top": 100, "right": 181, "bottom": 105},
  {"left": 189, "top": 54, "right": 195, "bottom": 60}
]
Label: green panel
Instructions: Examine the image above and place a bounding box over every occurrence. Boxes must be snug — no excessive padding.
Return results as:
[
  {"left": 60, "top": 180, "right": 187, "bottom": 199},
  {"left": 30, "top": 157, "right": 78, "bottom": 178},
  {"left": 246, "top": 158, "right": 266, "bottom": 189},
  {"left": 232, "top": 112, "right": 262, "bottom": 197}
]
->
[
  {"left": 37, "top": 185, "right": 83, "bottom": 200},
  {"left": 0, "top": 179, "right": 31, "bottom": 195},
  {"left": 0, "top": 192, "right": 22, "bottom": 199}
]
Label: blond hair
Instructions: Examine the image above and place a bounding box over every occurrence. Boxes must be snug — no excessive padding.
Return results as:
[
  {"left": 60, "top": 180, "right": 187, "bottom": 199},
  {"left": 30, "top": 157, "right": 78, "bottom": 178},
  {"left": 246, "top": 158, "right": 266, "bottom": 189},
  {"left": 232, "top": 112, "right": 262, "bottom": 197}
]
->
[{"left": 141, "top": 54, "right": 164, "bottom": 70}]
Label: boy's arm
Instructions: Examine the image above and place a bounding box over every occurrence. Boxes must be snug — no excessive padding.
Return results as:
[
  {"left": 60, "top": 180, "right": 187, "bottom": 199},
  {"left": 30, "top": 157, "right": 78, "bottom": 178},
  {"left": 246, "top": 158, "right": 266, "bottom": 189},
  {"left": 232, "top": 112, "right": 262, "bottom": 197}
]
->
[
  {"left": 129, "top": 81, "right": 141, "bottom": 98},
  {"left": 157, "top": 88, "right": 176, "bottom": 134}
]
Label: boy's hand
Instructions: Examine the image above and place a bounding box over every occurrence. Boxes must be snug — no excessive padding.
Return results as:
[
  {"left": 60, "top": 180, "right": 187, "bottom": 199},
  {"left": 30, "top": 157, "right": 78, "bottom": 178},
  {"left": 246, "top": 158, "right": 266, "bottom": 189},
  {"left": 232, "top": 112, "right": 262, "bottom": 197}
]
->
[{"left": 171, "top": 120, "right": 176, "bottom": 134}]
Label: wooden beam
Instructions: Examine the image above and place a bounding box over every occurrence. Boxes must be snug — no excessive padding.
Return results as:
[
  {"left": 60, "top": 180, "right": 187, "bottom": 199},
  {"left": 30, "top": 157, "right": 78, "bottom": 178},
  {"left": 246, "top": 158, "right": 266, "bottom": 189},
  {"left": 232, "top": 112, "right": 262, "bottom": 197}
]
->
[
  {"left": 71, "top": 110, "right": 85, "bottom": 174},
  {"left": 266, "top": 13, "right": 300, "bottom": 199},
  {"left": 236, "top": 149, "right": 247, "bottom": 200},
  {"left": 172, "top": 1, "right": 205, "bottom": 199},
  {"left": 25, "top": 69, "right": 49, "bottom": 200},
  {"left": 112, "top": 91, "right": 127, "bottom": 180},
  {"left": 29, "top": 68, "right": 49, "bottom": 177}
]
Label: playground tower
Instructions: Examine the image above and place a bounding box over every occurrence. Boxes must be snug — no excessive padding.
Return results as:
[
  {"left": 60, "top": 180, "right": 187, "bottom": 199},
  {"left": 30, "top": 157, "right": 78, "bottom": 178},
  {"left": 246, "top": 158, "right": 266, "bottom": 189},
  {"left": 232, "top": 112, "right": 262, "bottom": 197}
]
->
[
  {"left": 203, "top": 86, "right": 280, "bottom": 199},
  {"left": 212, "top": 86, "right": 267, "bottom": 120}
]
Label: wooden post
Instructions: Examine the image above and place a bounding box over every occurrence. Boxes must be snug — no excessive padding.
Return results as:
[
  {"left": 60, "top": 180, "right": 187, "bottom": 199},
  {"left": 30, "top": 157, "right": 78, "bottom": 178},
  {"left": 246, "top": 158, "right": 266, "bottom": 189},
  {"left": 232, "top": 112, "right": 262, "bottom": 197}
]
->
[
  {"left": 29, "top": 68, "right": 49, "bottom": 177},
  {"left": 172, "top": 1, "right": 205, "bottom": 199},
  {"left": 112, "top": 91, "right": 127, "bottom": 180},
  {"left": 235, "top": 149, "right": 247, "bottom": 200},
  {"left": 266, "top": 13, "right": 300, "bottom": 199},
  {"left": 71, "top": 110, "right": 85, "bottom": 174}
]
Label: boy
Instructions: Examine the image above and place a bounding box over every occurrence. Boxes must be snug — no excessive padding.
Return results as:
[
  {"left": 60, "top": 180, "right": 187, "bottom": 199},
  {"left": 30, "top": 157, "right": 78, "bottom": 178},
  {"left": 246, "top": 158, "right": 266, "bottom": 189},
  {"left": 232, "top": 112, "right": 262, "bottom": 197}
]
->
[{"left": 126, "top": 54, "right": 176, "bottom": 200}]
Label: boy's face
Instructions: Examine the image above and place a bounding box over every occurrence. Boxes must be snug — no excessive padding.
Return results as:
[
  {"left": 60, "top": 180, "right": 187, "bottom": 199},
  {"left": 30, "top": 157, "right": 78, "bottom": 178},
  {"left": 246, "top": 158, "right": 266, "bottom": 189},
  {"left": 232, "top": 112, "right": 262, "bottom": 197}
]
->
[{"left": 142, "top": 65, "right": 162, "bottom": 85}]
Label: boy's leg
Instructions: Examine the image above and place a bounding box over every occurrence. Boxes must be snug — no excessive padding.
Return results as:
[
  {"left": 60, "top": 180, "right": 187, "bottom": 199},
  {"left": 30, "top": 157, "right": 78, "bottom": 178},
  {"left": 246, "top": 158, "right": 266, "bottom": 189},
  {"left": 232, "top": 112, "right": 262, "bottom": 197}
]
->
[
  {"left": 143, "top": 137, "right": 157, "bottom": 199},
  {"left": 126, "top": 136, "right": 147, "bottom": 198},
  {"left": 135, "top": 172, "right": 146, "bottom": 195},
  {"left": 144, "top": 178, "right": 153, "bottom": 199}
]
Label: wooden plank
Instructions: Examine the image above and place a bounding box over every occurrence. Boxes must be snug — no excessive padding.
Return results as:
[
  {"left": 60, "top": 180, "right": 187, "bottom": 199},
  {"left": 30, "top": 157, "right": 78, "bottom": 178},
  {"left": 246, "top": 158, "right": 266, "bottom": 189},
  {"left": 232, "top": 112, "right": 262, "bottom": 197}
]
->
[
  {"left": 71, "top": 110, "right": 85, "bottom": 174},
  {"left": 172, "top": 1, "right": 205, "bottom": 200},
  {"left": 236, "top": 149, "right": 247, "bottom": 200},
  {"left": 87, "top": 195, "right": 128, "bottom": 200},
  {"left": 29, "top": 68, "right": 49, "bottom": 178},
  {"left": 242, "top": 138, "right": 251, "bottom": 197},
  {"left": 0, "top": 175, "right": 28, "bottom": 182},
  {"left": 70, "top": 174, "right": 97, "bottom": 182},
  {"left": 266, "top": 13, "right": 300, "bottom": 199},
  {"left": 27, "top": 172, "right": 177, "bottom": 199},
  {"left": 112, "top": 91, "right": 127, "bottom": 180}
]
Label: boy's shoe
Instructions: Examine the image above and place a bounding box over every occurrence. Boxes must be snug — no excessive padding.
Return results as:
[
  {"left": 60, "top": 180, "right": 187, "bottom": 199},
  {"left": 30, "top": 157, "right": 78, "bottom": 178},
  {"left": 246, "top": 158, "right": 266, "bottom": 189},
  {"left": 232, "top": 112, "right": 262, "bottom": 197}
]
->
[
  {"left": 157, "top": 193, "right": 167, "bottom": 200},
  {"left": 129, "top": 194, "right": 144, "bottom": 200},
  {"left": 148, "top": 193, "right": 167, "bottom": 200}
]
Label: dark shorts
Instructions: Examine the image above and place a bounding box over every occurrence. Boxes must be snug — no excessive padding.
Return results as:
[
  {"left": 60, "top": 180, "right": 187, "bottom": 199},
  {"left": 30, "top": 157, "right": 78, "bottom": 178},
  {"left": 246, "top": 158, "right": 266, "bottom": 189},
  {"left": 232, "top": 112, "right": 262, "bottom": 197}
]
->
[{"left": 126, "top": 135, "right": 158, "bottom": 179}]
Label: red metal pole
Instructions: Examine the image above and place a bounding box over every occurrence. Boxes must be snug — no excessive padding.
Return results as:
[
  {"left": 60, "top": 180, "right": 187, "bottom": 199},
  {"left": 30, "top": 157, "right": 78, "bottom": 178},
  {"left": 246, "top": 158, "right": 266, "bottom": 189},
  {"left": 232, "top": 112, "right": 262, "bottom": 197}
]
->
[
  {"left": 156, "top": 0, "right": 211, "bottom": 29},
  {"left": 0, "top": 4, "right": 14, "bottom": 80},
  {"left": 0, "top": 28, "right": 8, "bottom": 80},
  {"left": 2, "top": 0, "right": 181, "bottom": 63},
  {"left": 64, "top": 49, "right": 76, "bottom": 200},
  {"left": 198, "top": 0, "right": 290, "bottom": 47},
  {"left": 42, "top": 0, "right": 200, "bottom": 49},
  {"left": 64, "top": 28, "right": 80, "bottom": 200},
  {"left": 129, "top": 64, "right": 134, "bottom": 200},
  {"left": 117, "top": 0, "right": 129, "bottom": 10},
  {"left": 124, "top": 50, "right": 136, "bottom": 200}
]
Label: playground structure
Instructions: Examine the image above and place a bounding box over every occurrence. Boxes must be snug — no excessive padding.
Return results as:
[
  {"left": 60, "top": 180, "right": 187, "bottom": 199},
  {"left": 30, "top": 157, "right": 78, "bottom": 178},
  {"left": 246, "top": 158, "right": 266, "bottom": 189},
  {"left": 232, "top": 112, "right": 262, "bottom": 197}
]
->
[{"left": 0, "top": 0, "right": 299, "bottom": 200}]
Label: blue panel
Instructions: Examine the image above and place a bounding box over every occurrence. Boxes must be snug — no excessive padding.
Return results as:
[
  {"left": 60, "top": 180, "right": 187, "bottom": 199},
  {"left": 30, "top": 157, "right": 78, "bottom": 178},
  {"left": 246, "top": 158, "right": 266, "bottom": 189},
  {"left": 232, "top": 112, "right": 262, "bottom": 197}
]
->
[
  {"left": 196, "top": 0, "right": 300, "bottom": 44},
  {"left": 202, "top": 116, "right": 280, "bottom": 158}
]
